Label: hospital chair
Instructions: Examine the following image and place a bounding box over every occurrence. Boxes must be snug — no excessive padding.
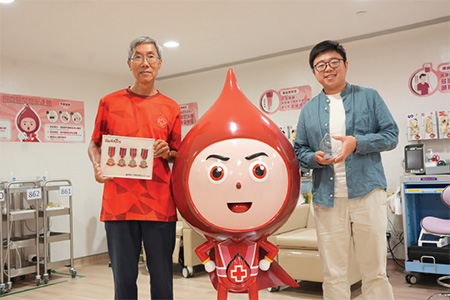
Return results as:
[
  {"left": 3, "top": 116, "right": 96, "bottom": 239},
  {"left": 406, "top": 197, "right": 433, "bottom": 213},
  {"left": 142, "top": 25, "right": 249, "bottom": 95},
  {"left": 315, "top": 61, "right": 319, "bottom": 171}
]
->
[{"left": 423, "top": 185, "right": 450, "bottom": 300}]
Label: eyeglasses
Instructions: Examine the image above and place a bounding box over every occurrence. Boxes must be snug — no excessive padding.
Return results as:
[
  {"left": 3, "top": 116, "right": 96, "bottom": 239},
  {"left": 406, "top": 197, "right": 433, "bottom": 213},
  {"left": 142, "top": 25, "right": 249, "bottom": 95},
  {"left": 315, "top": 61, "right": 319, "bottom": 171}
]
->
[
  {"left": 131, "top": 54, "right": 160, "bottom": 64},
  {"left": 313, "top": 58, "right": 344, "bottom": 72}
]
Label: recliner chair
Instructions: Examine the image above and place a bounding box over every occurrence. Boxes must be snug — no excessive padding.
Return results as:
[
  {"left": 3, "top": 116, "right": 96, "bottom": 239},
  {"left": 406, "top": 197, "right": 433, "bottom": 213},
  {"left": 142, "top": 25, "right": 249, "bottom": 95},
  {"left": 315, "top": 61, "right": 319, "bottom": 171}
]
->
[{"left": 423, "top": 185, "right": 450, "bottom": 300}]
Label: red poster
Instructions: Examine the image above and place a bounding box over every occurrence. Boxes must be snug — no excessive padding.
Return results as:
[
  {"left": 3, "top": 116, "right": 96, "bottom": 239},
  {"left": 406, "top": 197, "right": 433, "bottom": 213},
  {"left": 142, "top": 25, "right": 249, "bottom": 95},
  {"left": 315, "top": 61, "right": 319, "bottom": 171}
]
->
[{"left": 0, "top": 93, "right": 85, "bottom": 143}]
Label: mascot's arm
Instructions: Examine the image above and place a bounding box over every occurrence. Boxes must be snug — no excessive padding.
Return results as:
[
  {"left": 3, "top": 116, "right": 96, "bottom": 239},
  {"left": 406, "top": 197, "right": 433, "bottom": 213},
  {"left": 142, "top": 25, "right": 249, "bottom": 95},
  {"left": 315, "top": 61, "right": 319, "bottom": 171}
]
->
[
  {"left": 195, "top": 238, "right": 216, "bottom": 273},
  {"left": 258, "top": 239, "right": 279, "bottom": 271}
]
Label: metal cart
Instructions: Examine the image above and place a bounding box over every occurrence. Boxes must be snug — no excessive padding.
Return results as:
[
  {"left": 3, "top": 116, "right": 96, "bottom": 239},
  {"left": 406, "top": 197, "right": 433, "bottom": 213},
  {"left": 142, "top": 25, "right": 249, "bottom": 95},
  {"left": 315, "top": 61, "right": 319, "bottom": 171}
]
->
[
  {"left": 2, "top": 180, "right": 42, "bottom": 293},
  {"left": 40, "top": 179, "right": 76, "bottom": 284},
  {"left": 401, "top": 175, "right": 450, "bottom": 284},
  {"left": 0, "top": 181, "right": 7, "bottom": 293}
]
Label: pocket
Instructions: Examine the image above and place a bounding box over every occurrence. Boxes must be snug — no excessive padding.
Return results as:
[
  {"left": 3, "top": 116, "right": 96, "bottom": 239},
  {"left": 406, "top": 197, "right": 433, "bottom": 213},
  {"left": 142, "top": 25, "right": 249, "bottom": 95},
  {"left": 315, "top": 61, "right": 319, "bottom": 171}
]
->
[
  {"left": 354, "top": 110, "right": 371, "bottom": 133},
  {"left": 374, "top": 188, "right": 387, "bottom": 206}
]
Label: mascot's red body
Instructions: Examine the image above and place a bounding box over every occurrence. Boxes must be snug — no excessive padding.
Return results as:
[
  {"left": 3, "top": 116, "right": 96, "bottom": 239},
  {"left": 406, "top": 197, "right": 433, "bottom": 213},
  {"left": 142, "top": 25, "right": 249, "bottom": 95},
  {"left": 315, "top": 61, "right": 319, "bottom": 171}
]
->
[{"left": 172, "top": 69, "right": 300, "bottom": 300}]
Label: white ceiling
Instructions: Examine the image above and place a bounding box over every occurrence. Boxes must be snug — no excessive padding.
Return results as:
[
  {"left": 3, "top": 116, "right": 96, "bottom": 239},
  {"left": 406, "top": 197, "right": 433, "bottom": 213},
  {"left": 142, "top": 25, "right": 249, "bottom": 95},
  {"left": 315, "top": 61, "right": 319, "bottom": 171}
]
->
[{"left": 1, "top": 0, "right": 449, "bottom": 80}]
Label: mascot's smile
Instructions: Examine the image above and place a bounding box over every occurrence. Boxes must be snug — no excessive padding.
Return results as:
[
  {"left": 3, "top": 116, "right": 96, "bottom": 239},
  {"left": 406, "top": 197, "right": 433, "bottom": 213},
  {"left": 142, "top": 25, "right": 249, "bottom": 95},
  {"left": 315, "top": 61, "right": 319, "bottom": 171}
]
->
[{"left": 228, "top": 202, "right": 252, "bottom": 213}]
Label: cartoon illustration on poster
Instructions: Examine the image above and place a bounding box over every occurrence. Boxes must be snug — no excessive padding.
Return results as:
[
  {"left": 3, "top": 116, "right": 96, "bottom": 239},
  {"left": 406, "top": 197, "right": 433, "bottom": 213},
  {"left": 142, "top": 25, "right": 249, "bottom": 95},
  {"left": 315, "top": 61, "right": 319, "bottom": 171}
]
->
[
  {"left": 15, "top": 105, "right": 41, "bottom": 142},
  {"left": 0, "top": 93, "right": 85, "bottom": 143},
  {"left": 406, "top": 113, "right": 422, "bottom": 141},
  {"left": 409, "top": 62, "right": 450, "bottom": 97},
  {"left": 260, "top": 86, "right": 311, "bottom": 114},
  {"left": 260, "top": 90, "right": 279, "bottom": 114},
  {"left": 438, "top": 110, "right": 450, "bottom": 139},
  {"left": 421, "top": 111, "right": 438, "bottom": 140}
]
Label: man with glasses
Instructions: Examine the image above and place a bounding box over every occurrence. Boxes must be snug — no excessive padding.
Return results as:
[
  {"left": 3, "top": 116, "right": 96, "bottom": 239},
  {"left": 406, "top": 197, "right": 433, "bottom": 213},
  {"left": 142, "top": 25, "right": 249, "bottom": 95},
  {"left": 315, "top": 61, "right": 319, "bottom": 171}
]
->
[
  {"left": 294, "top": 40, "right": 397, "bottom": 300},
  {"left": 88, "top": 36, "right": 181, "bottom": 300}
]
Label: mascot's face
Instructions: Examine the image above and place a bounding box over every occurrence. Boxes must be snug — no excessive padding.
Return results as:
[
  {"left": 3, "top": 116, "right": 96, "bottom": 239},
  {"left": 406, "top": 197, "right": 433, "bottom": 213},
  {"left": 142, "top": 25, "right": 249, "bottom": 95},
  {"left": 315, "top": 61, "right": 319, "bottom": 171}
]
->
[
  {"left": 187, "top": 138, "right": 289, "bottom": 231},
  {"left": 172, "top": 69, "right": 300, "bottom": 241},
  {"left": 20, "top": 117, "right": 37, "bottom": 133}
]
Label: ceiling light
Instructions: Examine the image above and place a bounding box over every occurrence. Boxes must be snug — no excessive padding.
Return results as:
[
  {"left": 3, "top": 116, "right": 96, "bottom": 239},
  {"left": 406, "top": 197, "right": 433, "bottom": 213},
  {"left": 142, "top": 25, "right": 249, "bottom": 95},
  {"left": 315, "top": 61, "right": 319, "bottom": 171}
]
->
[
  {"left": 0, "top": 0, "right": 15, "bottom": 3},
  {"left": 163, "top": 41, "right": 180, "bottom": 48}
]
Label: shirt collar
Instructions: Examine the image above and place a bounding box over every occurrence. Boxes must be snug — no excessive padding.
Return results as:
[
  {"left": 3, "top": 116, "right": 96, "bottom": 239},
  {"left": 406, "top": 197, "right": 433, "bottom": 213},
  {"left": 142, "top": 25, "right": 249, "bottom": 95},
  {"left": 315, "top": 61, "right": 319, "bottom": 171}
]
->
[{"left": 320, "top": 82, "right": 351, "bottom": 98}]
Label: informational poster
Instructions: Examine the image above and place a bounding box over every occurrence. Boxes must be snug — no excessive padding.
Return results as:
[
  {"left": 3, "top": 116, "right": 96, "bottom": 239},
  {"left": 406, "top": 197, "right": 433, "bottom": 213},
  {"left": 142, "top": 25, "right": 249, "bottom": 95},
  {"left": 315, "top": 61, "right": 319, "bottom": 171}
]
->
[
  {"left": 180, "top": 102, "right": 198, "bottom": 126},
  {"left": 409, "top": 62, "right": 450, "bottom": 97},
  {"left": 0, "top": 93, "right": 85, "bottom": 143},
  {"left": 406, "top": 110, "right": 448, "bottom": 141},
  {"left": 437, "top": 110, "right": 450, "bottom": 139},
  {"left": 260, "top": 85, "right": 312, "bottom": 114}
]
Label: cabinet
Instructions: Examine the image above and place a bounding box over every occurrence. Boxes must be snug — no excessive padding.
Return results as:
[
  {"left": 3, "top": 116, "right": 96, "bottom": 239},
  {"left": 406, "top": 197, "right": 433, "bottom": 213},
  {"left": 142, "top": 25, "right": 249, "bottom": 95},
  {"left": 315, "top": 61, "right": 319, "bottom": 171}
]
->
[
  {"left": 0, "top": 179, "right": 76, "bottom": 294},
  {"left": 1, "top": 180, "right": 42, "bottom": 293},
  {"left": 401, "top": 175, "right": 450, "bottom": 284},
  {"left": 40, "top": 179, "right": 76, "bottom": 284}
]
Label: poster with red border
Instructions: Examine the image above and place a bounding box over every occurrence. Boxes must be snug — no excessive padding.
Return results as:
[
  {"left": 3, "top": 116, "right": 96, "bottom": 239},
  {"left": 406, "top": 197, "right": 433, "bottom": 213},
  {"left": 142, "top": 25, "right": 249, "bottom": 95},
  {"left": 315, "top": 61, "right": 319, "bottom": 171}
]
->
[
  {"left": 0, "top": 93, "right": 85, "bottom": 143},
  {"left": 259, "top": 85, "right": 312, "bottom": 114},
  {"left": 408, "top": 62, "right": 450, "bottom": 97},
  {"left": 180, "top": 102, "right": 198, "bottom": 126}
]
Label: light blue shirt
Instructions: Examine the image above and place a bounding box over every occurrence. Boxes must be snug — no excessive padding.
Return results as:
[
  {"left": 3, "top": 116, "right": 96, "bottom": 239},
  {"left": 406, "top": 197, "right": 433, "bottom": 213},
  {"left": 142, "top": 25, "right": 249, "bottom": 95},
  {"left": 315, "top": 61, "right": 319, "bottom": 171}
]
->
[{"left": 294, "top": 83, "right": 399, "bottom": 207}]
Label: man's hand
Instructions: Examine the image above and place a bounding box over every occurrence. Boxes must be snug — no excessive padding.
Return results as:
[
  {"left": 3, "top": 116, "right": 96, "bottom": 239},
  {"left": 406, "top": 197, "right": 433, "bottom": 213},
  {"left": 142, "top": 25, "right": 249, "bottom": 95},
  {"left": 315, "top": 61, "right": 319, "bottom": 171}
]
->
[
  {"left": 153, "top": 139, "right": 170, "bottom": 159},
  {"left": 315, "top": 151, "right": 336, "bottom": 165},
  {"left": 332, "top": 135, "right": 357, "bottom": 164},
  {"left": 88, "top": 140, "right": 113, "bottom": 184},
  {"left": 93, "top": 163, "right": 113, "bottom": 184}
]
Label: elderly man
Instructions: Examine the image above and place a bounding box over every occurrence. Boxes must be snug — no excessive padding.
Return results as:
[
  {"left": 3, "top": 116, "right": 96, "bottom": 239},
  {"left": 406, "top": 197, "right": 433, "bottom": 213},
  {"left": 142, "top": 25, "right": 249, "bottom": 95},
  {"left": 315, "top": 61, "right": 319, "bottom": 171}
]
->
[{"left": 88, "top": 36, "right": 181, "bottom": 300}]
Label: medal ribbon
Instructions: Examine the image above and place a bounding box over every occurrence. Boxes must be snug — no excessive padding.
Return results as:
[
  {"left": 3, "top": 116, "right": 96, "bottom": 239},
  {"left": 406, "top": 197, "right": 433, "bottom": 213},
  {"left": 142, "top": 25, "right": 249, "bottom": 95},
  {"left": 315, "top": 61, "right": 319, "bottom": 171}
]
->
[
  {"left": 108, "top": 146, "right": 115, "bottom": 157},
  {"left": 119, "top": 147, "right": 127, "bottom": 158},
  {"left": 130, "top": 148, "right": 137, "bottom": 159},
  {"left": 141, "top": 148, "right": 148, "bottom": 160}
]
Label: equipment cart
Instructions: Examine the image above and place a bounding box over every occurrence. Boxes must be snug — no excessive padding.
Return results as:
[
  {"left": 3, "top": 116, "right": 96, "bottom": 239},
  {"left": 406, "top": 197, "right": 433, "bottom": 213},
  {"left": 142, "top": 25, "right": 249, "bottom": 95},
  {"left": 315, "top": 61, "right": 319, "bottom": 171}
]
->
[
  {"left": 401, "top": 175, "right": 450, "bottom": 284},
  {"left": 40, "top": 179, "right": 76, "bottom": 284},
  {"left": 2, "top": 180, "right": 42, "bottom": 293},
  {"left": 0, "top": 181, "right": 7, "bottom": 293}
]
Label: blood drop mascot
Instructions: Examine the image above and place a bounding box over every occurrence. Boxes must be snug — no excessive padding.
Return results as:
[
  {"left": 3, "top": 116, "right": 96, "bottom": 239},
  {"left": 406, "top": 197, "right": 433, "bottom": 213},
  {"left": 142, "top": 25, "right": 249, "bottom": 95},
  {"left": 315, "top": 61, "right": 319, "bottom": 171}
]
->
[{"left": 172, "top": 69, "right": 300, "bottom": 299}]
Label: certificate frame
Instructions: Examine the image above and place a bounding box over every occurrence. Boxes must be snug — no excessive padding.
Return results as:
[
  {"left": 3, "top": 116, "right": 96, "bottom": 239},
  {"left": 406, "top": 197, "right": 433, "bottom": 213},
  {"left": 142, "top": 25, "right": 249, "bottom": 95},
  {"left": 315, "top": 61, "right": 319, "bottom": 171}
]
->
[{"left": 101, "top": 135, "right": 155, "bottom": 180}]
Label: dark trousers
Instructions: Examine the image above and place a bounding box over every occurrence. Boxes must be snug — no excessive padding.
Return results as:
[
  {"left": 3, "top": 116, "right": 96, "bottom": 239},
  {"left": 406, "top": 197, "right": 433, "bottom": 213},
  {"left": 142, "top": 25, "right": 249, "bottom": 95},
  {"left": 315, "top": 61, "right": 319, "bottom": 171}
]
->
[{"left": 105, "top": 220, "right": 176, "bottom": 300}]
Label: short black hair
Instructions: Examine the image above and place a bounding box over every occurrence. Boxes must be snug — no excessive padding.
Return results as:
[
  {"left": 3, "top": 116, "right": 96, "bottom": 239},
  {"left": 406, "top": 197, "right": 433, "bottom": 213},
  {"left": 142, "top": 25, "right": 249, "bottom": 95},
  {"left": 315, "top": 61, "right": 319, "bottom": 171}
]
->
[
  {"left": 309, "top": 40, "right": 347, "bottom": 69},
  {"left": 419, "top": 73, "right": 427, "bottom": 79}
]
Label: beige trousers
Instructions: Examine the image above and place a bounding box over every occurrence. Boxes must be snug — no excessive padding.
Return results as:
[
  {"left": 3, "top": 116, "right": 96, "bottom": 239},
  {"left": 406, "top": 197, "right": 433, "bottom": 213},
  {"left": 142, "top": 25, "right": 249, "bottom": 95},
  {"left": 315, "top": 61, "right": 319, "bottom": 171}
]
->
[{"left": 313, "top": 188, "right": 395, "bottom": 300}]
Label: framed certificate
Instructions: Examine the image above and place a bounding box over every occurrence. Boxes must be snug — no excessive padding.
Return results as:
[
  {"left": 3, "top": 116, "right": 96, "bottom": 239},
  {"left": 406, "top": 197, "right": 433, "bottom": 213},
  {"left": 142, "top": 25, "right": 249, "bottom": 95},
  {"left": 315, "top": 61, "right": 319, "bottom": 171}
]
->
[{"left": 101, "top": 135, "right": 155, "bottom": 180}]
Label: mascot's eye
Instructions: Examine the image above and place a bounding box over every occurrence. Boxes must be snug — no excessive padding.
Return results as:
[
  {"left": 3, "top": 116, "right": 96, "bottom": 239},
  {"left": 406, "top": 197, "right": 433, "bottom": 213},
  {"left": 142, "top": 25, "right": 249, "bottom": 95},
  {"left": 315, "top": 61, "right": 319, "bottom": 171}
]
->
[
  {"left": 208, "top": 163, "right": 228, "bottom": 184},
  {"left": 249, "top": 161, "right": 269, "bottom": 182}
]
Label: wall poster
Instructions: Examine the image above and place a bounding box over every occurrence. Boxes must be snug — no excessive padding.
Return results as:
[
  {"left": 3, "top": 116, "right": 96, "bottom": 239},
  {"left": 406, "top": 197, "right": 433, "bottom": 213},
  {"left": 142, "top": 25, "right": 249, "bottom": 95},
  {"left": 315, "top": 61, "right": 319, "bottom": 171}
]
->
[
  {"left": 0, "top": 93, "right": 85, "bottom": 143},
  {"left": 180, "top": 102, "right": 198, "bottom": 126},
  {"left": 260, "top": 85, "right": 312, "bottom": 114},
  {"left": 409, "top": 62, "right": 450, "bottom": 97}
]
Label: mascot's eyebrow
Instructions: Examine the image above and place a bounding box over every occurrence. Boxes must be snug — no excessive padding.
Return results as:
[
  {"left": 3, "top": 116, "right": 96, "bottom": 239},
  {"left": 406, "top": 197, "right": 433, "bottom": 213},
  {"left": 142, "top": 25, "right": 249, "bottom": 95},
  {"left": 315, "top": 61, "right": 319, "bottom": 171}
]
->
[
  {"left": 206, "top": 154, "right": 230, "bottom": 161},
  {"left": 245, "top": 152, "right": 268, "bottom": 160}
]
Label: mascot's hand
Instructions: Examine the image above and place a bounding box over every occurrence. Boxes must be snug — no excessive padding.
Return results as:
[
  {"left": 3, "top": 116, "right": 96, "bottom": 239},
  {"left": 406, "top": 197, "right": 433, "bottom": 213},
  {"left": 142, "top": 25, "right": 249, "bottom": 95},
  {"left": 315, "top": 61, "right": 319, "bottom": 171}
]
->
[
  {"left": 204, "top": 260, "right": 216, "bottom": 273},
  {"left": 259, "top": 258, "right": 271, "bottom": 271},
  {"left": 18, "top": 132, "right": 27, "bottom": 140}
]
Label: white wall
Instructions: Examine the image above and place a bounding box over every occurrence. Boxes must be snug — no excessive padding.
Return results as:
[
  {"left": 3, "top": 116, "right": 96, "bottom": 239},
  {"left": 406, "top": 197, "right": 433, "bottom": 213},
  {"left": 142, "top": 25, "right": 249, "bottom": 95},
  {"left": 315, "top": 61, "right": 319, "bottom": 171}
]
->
[
  {"left": 0, "top": 21, "right": 448, "bottom": 260},
  {"left": 0, "top": 57, "right": 130, "bottom": 258}
]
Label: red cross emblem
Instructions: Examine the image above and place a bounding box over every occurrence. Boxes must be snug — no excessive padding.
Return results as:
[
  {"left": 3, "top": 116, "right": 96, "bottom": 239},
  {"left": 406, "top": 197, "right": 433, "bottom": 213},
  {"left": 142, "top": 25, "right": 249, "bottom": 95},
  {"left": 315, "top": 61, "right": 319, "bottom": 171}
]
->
[
  {"left": 227, "top": 253, "right": 250, "bottom": 284},
  {"left": 230, "top": 265, "right": 247, "bottom": 283}
]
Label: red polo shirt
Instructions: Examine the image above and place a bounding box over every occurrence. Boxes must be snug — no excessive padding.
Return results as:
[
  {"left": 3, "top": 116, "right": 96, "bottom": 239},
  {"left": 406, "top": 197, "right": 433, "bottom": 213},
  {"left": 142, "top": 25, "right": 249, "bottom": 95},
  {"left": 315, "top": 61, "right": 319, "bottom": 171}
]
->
[{"left": 91, "top": 88, "right": 181, "bottom": 221}]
